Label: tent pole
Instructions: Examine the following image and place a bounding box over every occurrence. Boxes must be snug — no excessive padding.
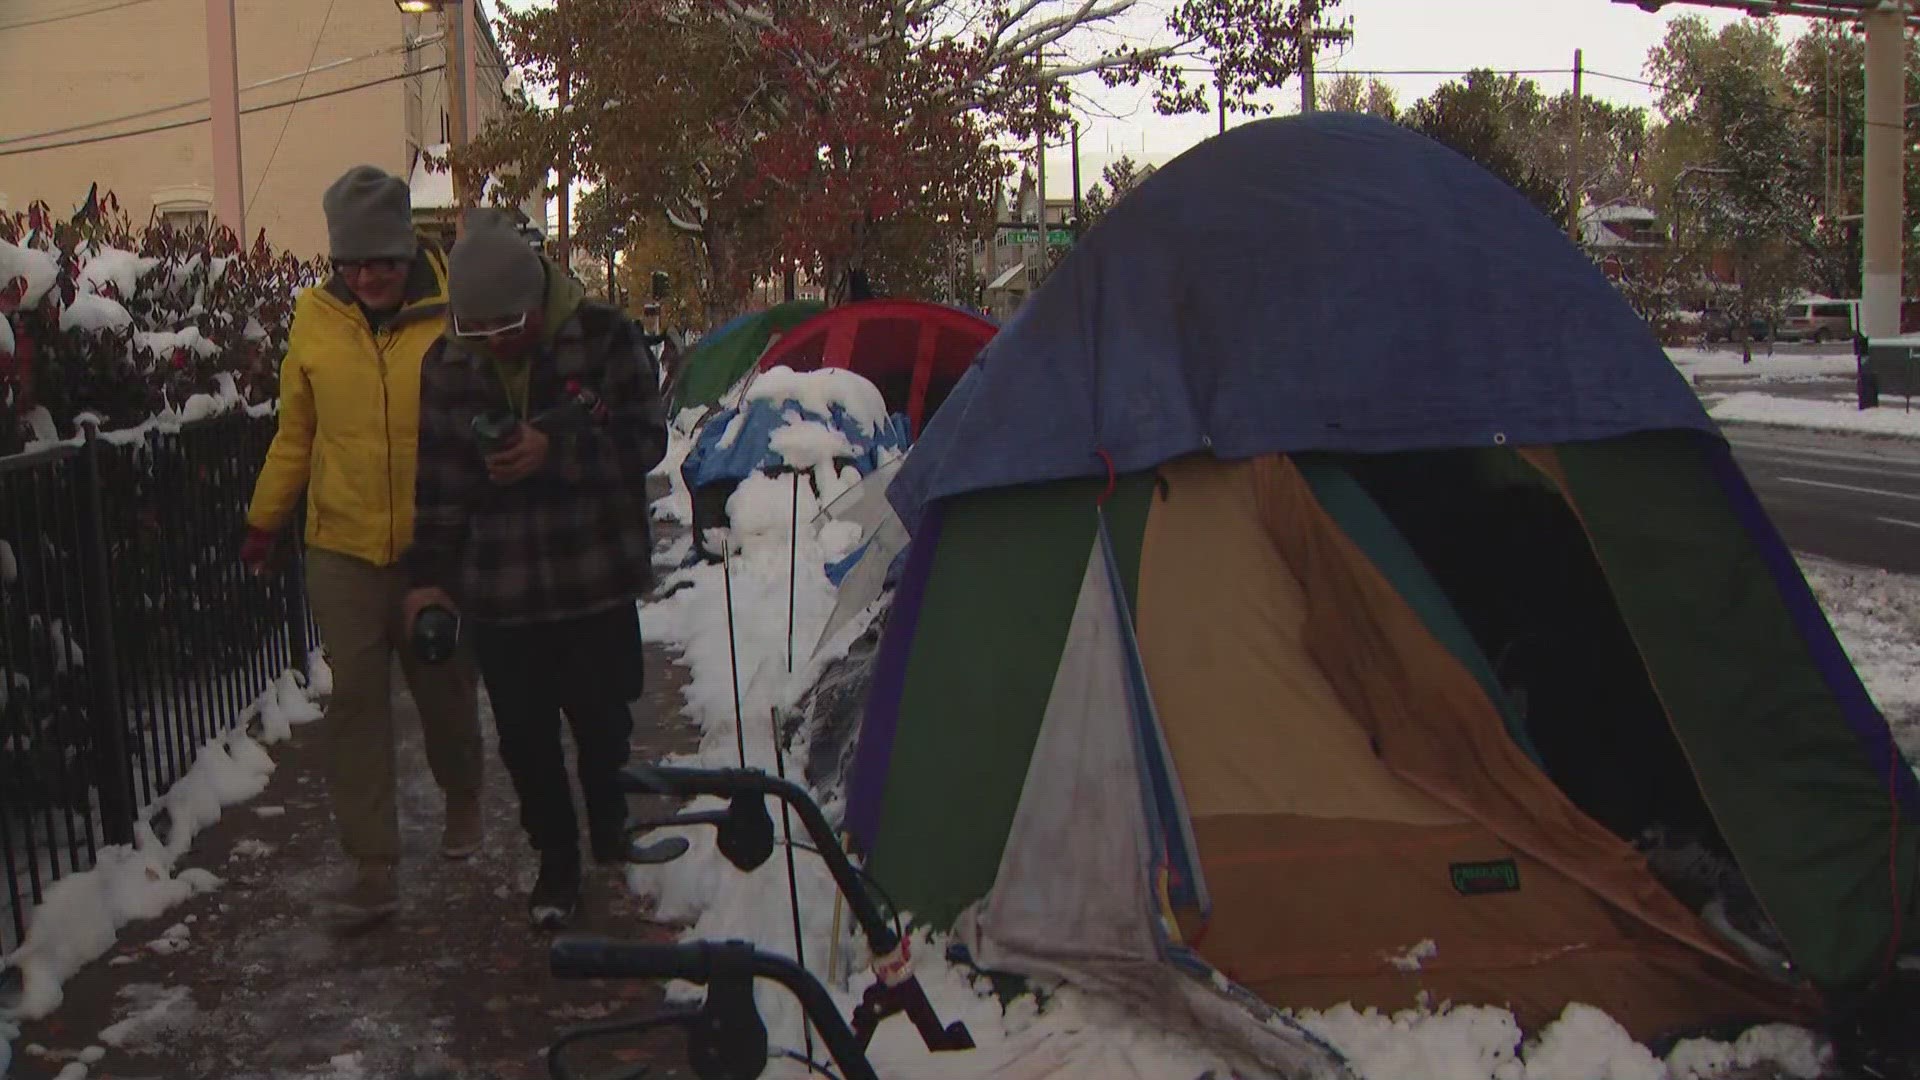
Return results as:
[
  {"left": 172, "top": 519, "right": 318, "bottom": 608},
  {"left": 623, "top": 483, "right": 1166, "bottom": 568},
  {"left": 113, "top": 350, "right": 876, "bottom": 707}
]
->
[
  {"left": 788, "top": 472, "right": 800, "bottom": 674},
  {"left": 772, "top": 714, "right": 814, "bottom": 1060},
  {"left": 778, "top": 470, "right": 814, "bottom": 1059},
  {"left": 722, "top": 538, "right": 747, "bottom": 768}
]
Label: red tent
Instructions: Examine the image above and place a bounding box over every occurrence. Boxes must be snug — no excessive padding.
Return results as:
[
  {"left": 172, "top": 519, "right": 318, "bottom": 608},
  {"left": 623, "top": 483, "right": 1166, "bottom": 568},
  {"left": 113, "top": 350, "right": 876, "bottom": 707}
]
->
[{"left": 755, "top": 300, "right": 996, "bottom": 436}]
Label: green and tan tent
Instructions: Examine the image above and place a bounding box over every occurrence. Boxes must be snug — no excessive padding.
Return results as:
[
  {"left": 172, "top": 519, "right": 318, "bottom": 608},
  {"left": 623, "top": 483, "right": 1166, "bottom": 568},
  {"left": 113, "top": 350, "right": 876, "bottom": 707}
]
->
[
  {"left": 669, "top": 299, "right": 825, "bottom": 413},
  {"left": 838, "top": 114, "right": 1918, "bottom": 1064}
]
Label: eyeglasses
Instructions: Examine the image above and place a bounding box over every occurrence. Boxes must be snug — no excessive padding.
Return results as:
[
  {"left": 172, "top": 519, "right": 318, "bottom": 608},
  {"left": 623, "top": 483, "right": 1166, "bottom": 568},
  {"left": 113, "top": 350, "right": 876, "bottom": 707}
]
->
[
  {"left": 333, "top": 257, "right": 409, "bottom": 275},
  {"left": 452, "top": 311, "right": 530, "bottom": 339}
]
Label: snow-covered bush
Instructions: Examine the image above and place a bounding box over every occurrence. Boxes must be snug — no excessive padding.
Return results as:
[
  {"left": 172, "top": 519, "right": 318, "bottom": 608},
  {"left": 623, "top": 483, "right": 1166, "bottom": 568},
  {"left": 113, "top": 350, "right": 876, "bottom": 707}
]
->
[{"left": 0, "top": 191, "right": 323, "bottom": 455}]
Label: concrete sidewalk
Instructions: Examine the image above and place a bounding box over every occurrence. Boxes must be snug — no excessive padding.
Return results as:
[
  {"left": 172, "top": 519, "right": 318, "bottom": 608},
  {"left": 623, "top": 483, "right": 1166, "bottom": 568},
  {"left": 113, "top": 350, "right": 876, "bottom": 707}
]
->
[{"left": 7, "top": 486, "right": 701, "bottom": 1080}]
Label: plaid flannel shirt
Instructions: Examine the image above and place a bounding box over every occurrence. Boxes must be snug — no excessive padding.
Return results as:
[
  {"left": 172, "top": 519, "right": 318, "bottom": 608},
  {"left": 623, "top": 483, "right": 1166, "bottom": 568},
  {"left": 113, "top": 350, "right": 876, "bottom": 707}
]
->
[{"left": 404, "top": 301, "right": 667, "bottom": 625}]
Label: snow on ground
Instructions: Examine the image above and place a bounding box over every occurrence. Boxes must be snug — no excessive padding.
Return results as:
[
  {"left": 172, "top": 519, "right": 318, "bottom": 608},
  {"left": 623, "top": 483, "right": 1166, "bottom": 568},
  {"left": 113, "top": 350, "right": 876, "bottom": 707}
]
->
[
  {"left": 1709, "top": 391, "right": 1920, "bottom": 439},
  {"left": 1667, "top": 349, "right": 1859, "bottom": 382},
  {"left": 1801, "top": 556, "right": 1920, "bottom": 767},
  {"left": 0, "top": 656, "right": 326, "bottom": 1068},
  {"left": 630, "top": 428, "right": 1885, "bottom": 1080}
]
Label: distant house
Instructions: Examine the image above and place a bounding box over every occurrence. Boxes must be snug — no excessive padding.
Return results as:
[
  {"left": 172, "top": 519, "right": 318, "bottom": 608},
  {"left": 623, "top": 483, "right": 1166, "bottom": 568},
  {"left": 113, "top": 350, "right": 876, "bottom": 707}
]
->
[
  {"left": 1578, "top": 204, "right": 1667, "bottom": 281},
  {"left": 0, "top": 0, "right": 545, "bottom": 257},
  {"left": 408, "top": 143, "right": 547, "bottom": 254},
  {"left": 979, "top": 169, "right": 1076, "bottom": 317}
]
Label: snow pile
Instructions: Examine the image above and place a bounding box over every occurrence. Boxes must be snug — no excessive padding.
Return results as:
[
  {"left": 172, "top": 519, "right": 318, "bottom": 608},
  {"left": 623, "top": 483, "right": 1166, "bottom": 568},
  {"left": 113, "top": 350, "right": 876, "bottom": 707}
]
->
[
  {"left": 1, "top": 238, "right": 60, "bottom": 309},
  {"left": 132, "top": 327, "right": 219, "bottom": 362},
  {"left": 650, "top": 414, "right": 703, "bottom": 525},
  {"left": 77, "top": 247, "right": 159, "bottom": 300},
  {"left": 1295, "top": 1003, "right": 1826, "bottom": 1080},
  {"left": 57, "top": 293, "right": 132, "bottom": 334},
  {"left": 1710, "top": 391, "right": 1920, "bottom": 438},
  {"left": 1665, "top": 1026, "right": 1828, "bottom": 1079},
  {"left": 743, "top": 366, "right": 889, "bottom": 434},
  {"left": 0, "top": 665, "right": 318, "bottom": 1022}
]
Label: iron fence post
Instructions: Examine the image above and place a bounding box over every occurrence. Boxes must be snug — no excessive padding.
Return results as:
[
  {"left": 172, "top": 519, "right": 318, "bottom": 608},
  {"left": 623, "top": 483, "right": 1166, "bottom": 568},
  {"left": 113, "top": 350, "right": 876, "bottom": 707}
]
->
[
  {"left": 285, "top": 550, "right": 310, "bottom": 684},
  {"left": 77, "top": 424, "right": 138, "bottom": 846}
]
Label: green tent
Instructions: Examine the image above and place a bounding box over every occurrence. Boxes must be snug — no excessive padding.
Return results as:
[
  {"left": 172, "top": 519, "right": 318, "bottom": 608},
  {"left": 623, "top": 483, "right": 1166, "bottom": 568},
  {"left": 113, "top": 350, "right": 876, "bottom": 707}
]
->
[{"left": 669, "top": 300, "right": 825, "bottom": 413}]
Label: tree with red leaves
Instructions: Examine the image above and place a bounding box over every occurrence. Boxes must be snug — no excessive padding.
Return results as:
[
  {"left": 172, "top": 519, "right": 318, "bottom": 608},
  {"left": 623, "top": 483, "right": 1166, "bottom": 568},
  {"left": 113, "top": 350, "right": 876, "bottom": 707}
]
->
[{"left": 463, "top": 0, "right": 1331, "bottom": 316}]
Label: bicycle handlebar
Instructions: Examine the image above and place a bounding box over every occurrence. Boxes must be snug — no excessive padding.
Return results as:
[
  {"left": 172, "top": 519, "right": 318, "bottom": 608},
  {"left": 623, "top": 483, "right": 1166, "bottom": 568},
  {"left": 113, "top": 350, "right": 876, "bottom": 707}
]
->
[
  {"left": 550, "top": 937, "right": 881, "bottom": 1080},
  {"left": 621, "top": 765, "right": 901, "bottom": 956}
]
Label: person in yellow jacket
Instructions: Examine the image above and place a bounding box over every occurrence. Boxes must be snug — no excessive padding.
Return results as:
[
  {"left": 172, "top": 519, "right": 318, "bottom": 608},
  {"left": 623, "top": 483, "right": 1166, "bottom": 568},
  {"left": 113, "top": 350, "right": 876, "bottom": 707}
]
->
[{"left": 241, "top": 165, "right": 484, "bottom": 930}]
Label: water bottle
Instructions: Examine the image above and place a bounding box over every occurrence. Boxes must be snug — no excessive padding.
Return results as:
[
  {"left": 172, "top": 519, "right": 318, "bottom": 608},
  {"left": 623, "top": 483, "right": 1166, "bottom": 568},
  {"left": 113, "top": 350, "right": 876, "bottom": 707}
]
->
[
  {"left": 472, "top": 408, "right": 522, "bottom": 454},
  {"left": 412, "top": 605, "right": 461, "bottom": 664}
]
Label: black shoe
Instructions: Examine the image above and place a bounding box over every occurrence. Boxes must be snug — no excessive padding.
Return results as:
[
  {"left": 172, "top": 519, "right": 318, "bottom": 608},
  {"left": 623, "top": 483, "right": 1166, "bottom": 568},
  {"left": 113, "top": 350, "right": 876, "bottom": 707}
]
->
[
  {"left": 529, "top": 851, "right": 581, "bottom": 930},
  {"left": 589, "top": 811, "right": 633, "bottom": 866}
]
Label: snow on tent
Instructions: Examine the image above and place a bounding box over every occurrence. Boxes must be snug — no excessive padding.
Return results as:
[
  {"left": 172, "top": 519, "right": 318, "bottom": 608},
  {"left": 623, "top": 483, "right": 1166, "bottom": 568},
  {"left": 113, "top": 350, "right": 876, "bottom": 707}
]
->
[
  {"left": 849, "top": 112, "right": 1920, "bottom": 1052},
  {"left": 753, "top": 299, "right": 996, "bottom": 437},
  {"left": 669, "top": 299, "right": 825, "bottom": 414},
  {"left": 680, "top": 366, "right": 909, "bottom": 561}
]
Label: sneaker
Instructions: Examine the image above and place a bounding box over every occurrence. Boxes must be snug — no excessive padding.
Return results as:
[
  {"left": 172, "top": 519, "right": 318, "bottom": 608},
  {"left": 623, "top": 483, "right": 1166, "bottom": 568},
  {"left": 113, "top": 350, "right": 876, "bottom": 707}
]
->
[
  {"left": 442, "top": 794, "right": 483, "bottom": 859},
  {"left": 529, "top": 851, "right": 582, "bottom": 930},
  {"left": 325, "top": 859, "right": 398, "bottom": 931}
]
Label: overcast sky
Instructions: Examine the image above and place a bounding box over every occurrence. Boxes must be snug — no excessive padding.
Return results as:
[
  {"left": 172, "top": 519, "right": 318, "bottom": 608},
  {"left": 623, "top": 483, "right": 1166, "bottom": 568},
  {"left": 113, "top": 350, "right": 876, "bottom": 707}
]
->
[
  {"left": 494, "top": 0, "right": 1814, "bottom": 197},
  {"left": 1053, "top": 0, "right": 1809, "bottom": 190}
]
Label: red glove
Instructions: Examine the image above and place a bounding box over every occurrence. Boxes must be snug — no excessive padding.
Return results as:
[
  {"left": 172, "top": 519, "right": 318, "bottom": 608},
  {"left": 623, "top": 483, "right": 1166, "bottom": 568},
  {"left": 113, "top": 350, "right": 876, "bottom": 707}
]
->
[{"left": 239, "top": 527, "right": 280, "bottom": 575}]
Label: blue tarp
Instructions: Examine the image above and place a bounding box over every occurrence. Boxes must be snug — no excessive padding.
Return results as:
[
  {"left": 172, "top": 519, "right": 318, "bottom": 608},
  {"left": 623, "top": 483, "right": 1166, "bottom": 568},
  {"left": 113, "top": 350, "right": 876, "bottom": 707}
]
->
[
  {"left": 682, "top": 399, "right": 911, "bottom": 492},
  {"left": 890, "top": 113, "right": 1716, "bottom": 531}
]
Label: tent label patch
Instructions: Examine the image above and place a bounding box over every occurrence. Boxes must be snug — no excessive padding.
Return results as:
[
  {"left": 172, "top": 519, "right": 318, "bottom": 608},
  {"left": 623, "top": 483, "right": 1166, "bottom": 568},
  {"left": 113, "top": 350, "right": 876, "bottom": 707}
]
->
[{"left": 1450, "top": 859, "right": 1520, "bottom": 896}]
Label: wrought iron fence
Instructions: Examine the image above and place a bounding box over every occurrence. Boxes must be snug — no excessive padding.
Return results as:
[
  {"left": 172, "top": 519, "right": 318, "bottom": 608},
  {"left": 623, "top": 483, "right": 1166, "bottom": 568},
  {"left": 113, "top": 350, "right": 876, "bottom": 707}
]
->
[{"left": 1, "top": 413, "right": 311, "bottom": 953}]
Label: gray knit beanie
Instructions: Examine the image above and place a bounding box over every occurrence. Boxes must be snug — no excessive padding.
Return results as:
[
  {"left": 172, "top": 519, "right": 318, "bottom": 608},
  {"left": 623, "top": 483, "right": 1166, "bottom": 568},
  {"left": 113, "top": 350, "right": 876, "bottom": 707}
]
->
[
  {"left": 322, "top": 165, "right": 418, "bottom": 262},
  {"left": 448, "top": 210, "right": 546, "bottom": 321}
]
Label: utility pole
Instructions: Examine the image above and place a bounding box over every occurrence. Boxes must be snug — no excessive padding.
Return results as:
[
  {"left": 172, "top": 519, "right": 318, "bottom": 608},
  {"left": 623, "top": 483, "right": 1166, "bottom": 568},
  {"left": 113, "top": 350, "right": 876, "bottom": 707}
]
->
[
  {"left": 1299, "top": 0, "right": 1318, "bottom": 113},
  {"left": 1862, "top": 0, "right": 1906, "bottom": 338},
  {"left": 1296, "top": 4, "right": 1352, "bottom": 115},
  {"left": 1568, "top": 48, "right": 1584, "bottom": 243},
  {"left": 1217, "top": 72, "right": 1227, "bottom": 134},
  {"left": 1032, "top": 52, "right": 1048, "bottom": 294},
  {"left": 206, "top": 0, "right": 245, "bottom": 239},
  {"left": 555, "top": 0, "right": 573, "bottom": 270},
  {"left": 1071, "top": 120, "right": 1083, "bottom": 237}
]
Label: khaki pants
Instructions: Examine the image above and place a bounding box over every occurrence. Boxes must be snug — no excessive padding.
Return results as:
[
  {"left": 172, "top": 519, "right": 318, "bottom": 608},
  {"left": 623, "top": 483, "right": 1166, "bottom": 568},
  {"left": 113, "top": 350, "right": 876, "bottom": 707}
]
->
[{"left": 307, "top": 547, "right": 483, "bottom": 860}]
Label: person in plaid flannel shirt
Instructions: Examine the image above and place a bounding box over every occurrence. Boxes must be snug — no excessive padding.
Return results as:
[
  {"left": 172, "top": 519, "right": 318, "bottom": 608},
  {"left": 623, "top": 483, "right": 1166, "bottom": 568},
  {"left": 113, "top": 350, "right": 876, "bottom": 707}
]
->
[{"left": 402, "top": 211, "right": 667, "bottom": 929}]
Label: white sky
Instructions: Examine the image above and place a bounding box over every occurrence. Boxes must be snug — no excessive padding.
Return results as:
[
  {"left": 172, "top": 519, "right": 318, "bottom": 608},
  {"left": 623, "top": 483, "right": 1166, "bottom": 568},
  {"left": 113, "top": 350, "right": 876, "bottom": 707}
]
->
[
  {"left": 494, "top": 0, "right": 1814, "bottom": 199},
  {"left": 1053, "top": 0, "right": 1806, "bottom": 192}
]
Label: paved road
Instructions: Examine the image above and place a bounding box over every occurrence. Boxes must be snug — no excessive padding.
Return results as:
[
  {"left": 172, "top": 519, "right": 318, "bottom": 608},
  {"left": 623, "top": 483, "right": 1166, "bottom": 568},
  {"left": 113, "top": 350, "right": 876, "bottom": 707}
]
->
[{"left": 1726, "top": 423, "right": 1920, "bottom": 574}]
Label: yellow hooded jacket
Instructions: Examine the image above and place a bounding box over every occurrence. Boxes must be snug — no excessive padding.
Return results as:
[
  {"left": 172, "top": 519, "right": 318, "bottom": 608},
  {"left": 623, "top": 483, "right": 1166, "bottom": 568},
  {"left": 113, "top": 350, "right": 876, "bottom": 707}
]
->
[{"left": 246, "top": 247, "right": 449, "bottom": 566}]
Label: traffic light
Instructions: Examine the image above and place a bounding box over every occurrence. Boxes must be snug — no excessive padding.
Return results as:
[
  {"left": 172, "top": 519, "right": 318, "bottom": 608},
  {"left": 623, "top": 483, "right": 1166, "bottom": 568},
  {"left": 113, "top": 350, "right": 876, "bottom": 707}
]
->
[{"left": 651, "top": 271, "right": 670, "bottom": 300}]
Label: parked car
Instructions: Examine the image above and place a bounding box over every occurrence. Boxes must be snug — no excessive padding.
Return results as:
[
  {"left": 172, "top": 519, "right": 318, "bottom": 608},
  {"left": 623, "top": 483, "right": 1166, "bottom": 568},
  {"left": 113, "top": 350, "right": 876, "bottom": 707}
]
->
[{"left": 1776, "top": 297, "right": 1859, "bottom": 343}]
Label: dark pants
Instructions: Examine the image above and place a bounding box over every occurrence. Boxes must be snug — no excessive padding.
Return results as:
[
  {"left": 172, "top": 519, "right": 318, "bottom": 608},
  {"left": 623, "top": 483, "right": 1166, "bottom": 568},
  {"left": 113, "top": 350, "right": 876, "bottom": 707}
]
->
[{"left": 470, "top": 604, "right": 645, "bottom": 859}]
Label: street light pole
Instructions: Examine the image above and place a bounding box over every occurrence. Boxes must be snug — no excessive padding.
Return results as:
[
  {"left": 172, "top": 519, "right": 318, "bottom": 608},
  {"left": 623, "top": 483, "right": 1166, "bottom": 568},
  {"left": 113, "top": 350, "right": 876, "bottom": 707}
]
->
[
  {"left": 206, "top": 0, "right": 245, "bottom": 240},
  {"left": 1863, "top": 0, "right": 1906, "bottom": 338},
  {"left": 399, "top": 0, "right": 474, "bottom": 210}
]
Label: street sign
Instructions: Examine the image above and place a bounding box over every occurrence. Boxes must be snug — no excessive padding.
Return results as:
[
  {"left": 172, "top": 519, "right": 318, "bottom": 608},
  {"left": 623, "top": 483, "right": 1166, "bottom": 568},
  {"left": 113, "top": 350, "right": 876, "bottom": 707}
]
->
[{"left": 1004, "top": 228, "right": 1075, "bottom": 247}]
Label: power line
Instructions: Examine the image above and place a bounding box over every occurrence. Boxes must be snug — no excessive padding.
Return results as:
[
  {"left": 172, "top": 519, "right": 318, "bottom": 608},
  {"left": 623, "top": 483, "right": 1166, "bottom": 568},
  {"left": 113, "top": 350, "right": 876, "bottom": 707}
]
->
[
  {"left": 0, "top": 36, "right": 440, "bottom": 147},
  {"left": 0, "top": 0, "right": 163, "bottom": 31},
  {"left": 1586, "top": 67, "right": 1912, "bottom": 132},
  {"left": 0, "top": 64, "right": 445, "bottom": 158},
  {"left": 249, "top": 0, "right": 341, "bottom": 215}
]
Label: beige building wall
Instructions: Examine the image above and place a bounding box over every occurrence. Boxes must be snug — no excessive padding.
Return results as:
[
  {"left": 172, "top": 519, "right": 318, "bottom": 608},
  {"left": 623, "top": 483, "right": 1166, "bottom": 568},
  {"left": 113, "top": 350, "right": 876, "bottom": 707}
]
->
[{"left": 0, "top": 0, "right": 513, "bottom": 258}]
